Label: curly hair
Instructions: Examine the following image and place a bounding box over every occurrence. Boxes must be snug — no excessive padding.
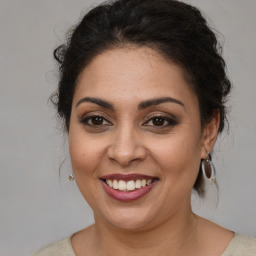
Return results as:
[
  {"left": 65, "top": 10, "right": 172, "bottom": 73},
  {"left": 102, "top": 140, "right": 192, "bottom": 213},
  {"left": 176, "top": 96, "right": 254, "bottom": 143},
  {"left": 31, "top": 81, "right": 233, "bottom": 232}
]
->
[{"left": 52, "top": 0, "right": 231, "bottom": 196}]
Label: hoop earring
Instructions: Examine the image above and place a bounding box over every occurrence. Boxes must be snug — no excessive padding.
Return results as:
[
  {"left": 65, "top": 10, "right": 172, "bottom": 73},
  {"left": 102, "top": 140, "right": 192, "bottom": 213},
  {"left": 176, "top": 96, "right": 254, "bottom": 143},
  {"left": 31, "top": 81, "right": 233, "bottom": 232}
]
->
[
  {"left": 68, "top": 173, "right": 74, "bottom": 181},
  {"left": 201, "top": 153, "right": 216, "bottom": 182}
]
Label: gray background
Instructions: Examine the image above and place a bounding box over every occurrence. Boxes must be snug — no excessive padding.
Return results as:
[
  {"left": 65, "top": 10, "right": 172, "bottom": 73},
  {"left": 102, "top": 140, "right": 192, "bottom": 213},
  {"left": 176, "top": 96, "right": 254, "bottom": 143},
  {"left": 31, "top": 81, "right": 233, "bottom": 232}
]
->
[{"left": 0, "top": 0, "right": 255, "bottom": 255}]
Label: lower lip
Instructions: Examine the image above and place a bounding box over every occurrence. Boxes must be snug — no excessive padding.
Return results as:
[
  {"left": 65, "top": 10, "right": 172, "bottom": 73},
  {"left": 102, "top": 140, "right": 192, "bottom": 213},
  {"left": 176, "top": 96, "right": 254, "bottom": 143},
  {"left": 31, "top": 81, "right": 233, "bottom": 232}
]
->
[{"left": 101, "top": 180, "right": 157, "bottom": 202}]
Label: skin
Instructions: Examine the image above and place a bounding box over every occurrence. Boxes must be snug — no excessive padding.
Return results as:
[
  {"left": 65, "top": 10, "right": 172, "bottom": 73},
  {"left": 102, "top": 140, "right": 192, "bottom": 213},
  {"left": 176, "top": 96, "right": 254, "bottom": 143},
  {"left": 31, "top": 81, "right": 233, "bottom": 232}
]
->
[{"left": 69, "top": 46, "right": 233, "bottom": 256}]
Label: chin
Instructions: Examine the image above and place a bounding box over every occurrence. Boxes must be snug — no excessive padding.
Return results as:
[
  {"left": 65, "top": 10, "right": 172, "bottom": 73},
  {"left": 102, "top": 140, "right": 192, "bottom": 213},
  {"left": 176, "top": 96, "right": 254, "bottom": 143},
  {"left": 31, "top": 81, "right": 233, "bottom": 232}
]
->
[{"left": 96, "top": 205, "right": 158, "bottom": 231}]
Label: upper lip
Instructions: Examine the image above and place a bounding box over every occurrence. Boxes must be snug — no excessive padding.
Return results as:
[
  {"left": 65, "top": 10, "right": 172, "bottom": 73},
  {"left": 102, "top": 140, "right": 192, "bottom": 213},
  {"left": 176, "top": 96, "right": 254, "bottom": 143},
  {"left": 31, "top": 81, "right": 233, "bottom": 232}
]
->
[{"left": 100, "top": 173, "right": 158, "bottom": 181}]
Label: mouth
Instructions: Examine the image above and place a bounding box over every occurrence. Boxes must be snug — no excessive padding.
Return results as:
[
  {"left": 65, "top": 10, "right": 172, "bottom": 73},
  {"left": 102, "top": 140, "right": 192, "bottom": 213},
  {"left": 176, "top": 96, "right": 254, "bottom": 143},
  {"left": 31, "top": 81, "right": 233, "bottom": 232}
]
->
[{"left": 100, "top": 174, "right": 159, "bottom": 201}]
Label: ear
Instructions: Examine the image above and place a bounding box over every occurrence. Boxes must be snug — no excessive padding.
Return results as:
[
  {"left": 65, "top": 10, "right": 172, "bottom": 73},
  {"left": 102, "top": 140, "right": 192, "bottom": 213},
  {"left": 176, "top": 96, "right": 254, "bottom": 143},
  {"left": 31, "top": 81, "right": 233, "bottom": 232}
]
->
[{"left": 200, "top": 111, "right": 220, "bottom": 159}]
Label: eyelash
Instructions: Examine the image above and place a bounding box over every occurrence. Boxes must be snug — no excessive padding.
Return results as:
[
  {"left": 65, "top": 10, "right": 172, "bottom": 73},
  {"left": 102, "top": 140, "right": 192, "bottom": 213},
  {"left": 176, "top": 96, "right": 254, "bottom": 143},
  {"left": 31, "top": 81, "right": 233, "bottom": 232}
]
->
[
  {"left": 79, "top": 115, "right": 178, "bottom": 129},
  {"left": 143, "top": 116, "right": 178, "bottom": 128},
  {"left": 79, "top": 115, "right": 112, "bottom": 127}
]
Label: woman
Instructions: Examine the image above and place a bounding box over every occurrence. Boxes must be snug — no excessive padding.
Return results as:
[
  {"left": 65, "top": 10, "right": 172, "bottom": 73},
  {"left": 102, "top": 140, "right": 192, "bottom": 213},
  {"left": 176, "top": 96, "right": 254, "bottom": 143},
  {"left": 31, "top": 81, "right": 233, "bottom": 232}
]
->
[{"left": 34, "top": 0, "right": 256, "bottom": 255}]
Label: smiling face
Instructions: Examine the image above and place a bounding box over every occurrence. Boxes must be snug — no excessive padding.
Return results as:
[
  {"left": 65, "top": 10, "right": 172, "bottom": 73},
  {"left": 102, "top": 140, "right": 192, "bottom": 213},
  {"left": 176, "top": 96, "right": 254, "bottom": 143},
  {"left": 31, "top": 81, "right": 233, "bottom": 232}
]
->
[{"left": 69, "top": 46, "right": 217, "bottom": 231}]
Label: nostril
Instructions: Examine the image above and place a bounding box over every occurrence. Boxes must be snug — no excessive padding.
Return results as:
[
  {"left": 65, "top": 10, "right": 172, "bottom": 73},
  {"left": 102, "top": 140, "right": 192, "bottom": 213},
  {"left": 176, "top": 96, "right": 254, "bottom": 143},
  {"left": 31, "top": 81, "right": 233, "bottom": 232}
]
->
[{"left": 107, "top": 145, "right": 147, "bottom": 166}]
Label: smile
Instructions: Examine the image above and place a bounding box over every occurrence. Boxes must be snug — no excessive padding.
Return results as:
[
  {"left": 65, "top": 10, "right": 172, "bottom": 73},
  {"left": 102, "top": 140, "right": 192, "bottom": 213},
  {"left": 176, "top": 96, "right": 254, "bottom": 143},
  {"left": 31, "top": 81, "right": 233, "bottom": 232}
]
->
[
  {"left": 100, "top": 174, "right": 159, "bottom": 201},
  {"left": 106, "top": 179, "right": 153, "bottom": 191}
]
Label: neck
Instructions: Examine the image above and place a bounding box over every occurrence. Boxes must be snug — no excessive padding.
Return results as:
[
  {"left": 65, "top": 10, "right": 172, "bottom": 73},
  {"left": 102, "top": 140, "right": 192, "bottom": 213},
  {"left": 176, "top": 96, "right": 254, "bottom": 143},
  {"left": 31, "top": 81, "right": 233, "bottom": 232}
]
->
[{"left": 91, "top": 206, "right": 199, "bottom": 256}]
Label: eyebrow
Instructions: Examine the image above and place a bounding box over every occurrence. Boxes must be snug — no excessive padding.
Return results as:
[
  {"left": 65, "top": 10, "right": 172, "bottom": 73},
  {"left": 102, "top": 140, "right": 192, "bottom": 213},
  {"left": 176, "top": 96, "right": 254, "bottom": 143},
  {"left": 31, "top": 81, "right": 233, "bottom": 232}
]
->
[
  {"left": 75, "top": 97, "right": 114, "bottom": 110},
  {"left": 138, "top": 97, "right": 184, "bottom": 110},
  {"left": 75, "top": 96, "right": 184, "bottom": 110}
]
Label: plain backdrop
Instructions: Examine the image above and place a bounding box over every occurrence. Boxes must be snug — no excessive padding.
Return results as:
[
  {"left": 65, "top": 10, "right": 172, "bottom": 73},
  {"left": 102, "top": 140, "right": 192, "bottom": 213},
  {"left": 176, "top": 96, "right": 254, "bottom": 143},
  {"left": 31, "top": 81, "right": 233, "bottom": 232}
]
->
[{"left": 0, "top": 0, "right": 256, "bottom": 255}]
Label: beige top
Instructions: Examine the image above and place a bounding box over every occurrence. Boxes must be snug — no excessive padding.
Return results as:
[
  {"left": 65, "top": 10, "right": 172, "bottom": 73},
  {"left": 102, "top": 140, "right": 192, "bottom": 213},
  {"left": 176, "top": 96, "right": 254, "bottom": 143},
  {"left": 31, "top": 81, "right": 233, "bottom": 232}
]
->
[{"left": 33, "top": 233, "right": 256, "bottom": 256}]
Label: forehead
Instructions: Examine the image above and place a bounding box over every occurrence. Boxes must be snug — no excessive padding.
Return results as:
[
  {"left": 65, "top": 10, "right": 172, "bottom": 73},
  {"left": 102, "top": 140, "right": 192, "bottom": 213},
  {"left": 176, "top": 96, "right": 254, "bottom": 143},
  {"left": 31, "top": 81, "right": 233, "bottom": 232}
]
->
[{"left": 73, "top": 46, "right": 197, "bottom": 107}]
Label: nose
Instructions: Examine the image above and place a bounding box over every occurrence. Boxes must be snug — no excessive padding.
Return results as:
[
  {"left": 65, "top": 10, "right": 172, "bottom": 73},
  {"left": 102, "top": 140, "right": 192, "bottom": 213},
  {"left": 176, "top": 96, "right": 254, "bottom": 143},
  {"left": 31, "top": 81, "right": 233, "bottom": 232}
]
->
[{"left": 107, "top": 125, "right": 147, "bottom": 166}]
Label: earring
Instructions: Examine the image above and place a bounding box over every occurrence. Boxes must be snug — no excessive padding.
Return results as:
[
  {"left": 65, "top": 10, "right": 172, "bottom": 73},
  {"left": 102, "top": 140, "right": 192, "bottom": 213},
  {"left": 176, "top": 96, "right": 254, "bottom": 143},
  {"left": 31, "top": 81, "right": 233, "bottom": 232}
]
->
[
  {"left": 68, "top": 173, "right": 74, "bottom": 181},
  {"left": 201, "top": 153, "right": 216, "bottom": 182}
]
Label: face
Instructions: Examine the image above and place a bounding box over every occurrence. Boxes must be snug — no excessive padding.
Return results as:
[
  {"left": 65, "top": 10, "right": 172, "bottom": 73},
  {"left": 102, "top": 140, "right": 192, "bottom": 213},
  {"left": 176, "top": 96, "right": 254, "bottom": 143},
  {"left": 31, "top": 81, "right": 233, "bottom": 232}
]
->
[{"left": 69, "top": 47, "right": 215, "bottom": 231}]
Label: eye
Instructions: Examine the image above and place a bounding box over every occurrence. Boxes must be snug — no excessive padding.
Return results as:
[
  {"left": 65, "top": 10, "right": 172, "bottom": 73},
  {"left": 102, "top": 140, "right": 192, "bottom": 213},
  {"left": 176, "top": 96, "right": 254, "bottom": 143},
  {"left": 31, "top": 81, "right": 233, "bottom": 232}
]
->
[
  {"left": 143, "top": 116, "right": 178, "bottom": 128},
  {"left": 79, "top": 115, "right": 112, "bottom": 127}
]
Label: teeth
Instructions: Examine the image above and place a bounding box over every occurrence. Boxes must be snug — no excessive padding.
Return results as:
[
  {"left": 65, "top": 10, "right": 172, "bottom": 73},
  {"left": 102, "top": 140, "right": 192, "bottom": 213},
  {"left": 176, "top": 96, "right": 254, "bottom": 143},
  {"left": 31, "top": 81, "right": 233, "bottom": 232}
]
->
[
  {"left": 106, "top": 180, "right": 113, "bottom": 188},
  {"left": 113, "top": 180, "right": 118, "bottom": 189},
  {"left": 127, "top": 180, "right": 135, "bottom": 191},
  {"left": 118, "top": 180, "right": 126, "bottom": 191},
  {"left": 147, "top": 180, "right": 152, "bottom": 185},
  {"left": 135, "top": 180, "right": 142, "bottom": 189},
  {"left": 106, "top": 179, "right": 153, "bottom": 191}
]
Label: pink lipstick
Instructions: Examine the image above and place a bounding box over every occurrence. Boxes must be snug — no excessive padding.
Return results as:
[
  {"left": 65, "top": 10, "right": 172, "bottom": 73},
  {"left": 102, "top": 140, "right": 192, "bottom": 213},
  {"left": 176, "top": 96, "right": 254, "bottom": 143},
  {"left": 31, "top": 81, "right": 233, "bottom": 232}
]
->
[{"left": 100, "top": 174, "right": 158, "bottom": 202}]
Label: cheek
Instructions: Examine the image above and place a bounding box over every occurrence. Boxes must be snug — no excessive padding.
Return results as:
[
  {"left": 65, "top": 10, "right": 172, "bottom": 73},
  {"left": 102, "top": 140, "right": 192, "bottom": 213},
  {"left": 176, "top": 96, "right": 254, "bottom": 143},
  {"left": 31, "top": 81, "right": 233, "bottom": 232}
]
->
[
  {"left": 68, "top": 129, "right": 108, "bottom": 207},
  {"left": 69, "top": 129, "right": 106, "bottom": 179},
  {"left": 149, "top": 130, "right": 202, "bottom": 182}
]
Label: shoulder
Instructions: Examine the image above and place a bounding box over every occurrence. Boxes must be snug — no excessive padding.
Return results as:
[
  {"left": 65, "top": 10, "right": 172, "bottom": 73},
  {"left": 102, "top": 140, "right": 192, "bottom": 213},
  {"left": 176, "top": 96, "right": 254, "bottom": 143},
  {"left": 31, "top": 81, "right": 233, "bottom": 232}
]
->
[
  {"left": 222, "top": 233, "right": 256, "bottom": 256},
  {"left": 32, "top": 237, "right": 76, "bottom": 256}
]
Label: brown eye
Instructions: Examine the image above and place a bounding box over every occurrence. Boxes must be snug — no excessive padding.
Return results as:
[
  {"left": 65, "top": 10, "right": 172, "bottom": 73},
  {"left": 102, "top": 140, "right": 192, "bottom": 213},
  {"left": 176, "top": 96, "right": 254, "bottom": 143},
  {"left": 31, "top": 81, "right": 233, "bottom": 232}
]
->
[
  {"left": 79, "top": 115, "right": 112, "bottom": 127},
  {"left": 143, "top": 115, "right": 178, "bottom": 128},
  {"left": 91, "top": 116, "right": 104, "bottom": 125},
  {"left": 152, "top": 117, "right": 165, "bottom": 126}
]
